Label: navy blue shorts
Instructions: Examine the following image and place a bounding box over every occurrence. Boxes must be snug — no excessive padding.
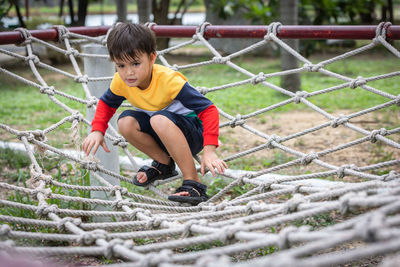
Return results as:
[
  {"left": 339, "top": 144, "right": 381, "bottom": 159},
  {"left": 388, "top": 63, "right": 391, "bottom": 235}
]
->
[{"left": 118, "top": 110, "right": 204, "bottom": 156}]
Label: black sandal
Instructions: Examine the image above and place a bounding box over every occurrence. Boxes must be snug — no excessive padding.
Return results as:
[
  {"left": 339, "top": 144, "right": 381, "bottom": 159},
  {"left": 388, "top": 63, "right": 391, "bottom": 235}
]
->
[
  {"left": 168, "top": 180, "right": 209, "bottom": 205},
  {"left": 133, "top": 159, "right": 178, "bottom": 187}
]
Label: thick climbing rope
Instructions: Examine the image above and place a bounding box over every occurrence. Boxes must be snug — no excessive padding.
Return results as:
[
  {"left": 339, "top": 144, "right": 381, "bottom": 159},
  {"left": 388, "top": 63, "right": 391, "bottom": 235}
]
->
[{"left": 0, "top": 22, "right": 399, "bottom": 266}]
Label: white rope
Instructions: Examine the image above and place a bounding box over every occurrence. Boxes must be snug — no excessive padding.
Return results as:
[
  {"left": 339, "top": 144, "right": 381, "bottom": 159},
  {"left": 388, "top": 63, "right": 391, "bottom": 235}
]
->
[{"left": 0, "top": 22, "right": 399, "bottom": 266}]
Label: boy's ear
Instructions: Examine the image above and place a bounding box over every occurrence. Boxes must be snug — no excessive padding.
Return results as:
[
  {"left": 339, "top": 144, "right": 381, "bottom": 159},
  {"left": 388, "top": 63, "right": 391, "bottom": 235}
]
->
[{"left": 149, "top": 52, "right": 157, "bottom": 64}]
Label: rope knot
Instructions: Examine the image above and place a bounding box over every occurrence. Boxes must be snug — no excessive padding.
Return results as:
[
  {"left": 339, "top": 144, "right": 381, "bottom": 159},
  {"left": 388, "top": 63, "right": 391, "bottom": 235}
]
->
[
  {"left": 139, "top": 249, "right": 172, "bottom": 267},
  {"left": 264, "top": 22, "right": 281, "bottom": 41},
  {"left": 230, "top": 114, "right": 245, "bottom": 128},
  {"left": 54, "top": 25, "right": 69, "bottom": 42},
  {"left": 36, "top": 204, "right": 58, "bottom": 217},
  {"left": 278, "top": 226, "right": 297, "bottom": 249},
  {"left": 86, "top": 96, "right": 98, "bottom": 108},
  {"left": 349, "top": 76, "right": 367, "bottom": 89},
  {"left": 74, "top": 74, "right": 88, "bottom": 83},
  {"left": 251, "top": 72, "right": 266, "bottom": 85},
  {"left": 78, "top": 229, "right": 108, "bottom": 245},
  {"left": 104, "top": 238, "right": 124, "bottom": 259},
  {"left": 39, "top": 85, "right": 55, "bottom": 96},
  {"left": 370, "top": 128, "right": 388, "bottom": 143},
  {"left": 339, "top": 192, "right": 356, "bottom": 214},
  {"left": 337, "top": 164, "right": 359, "bottom": 179},
  {"left": 57, "top": 217, "right": 81, "bottom": 232},
  {"left": 128, "top": 208, "right": 145, "bottom": 220},
  {"left": 0, "top": 224, "right": 11, "bottom": 237},
  {"left": 356, "top": 212, "right": 386, "bottom": 242},
  {"left": 171, "top": 64, "right": 179, "bottom": 71},
  {"left": 301, "top": 152, "right": 318, "bottom": 165},
  {"left": 112, "top": 199, "right": 130, "bottom": 210},
  {"left": 212, "top": 56, "right": 229, "bottom": 64},
  {"left": 67, "top": 112, "right": 83, "bottom": 123},
  {"left": 219, "top": 222, "right": 243, "bottom": 243},
  {"left": 65, "top": 48, "right": 80, "bottom": 57},
  {"left": 293, "top": 91, "right": 308, "bottom": 104},
  {"left": 196, "top": 22, "right": 211, "bottom": 37},
  {"left": 25, "top": 55, "right": 40, "bottom": 64},
  {"left": 375, "top": 21, "right": 392, "bottom": 42},
  {"left": 266, "top": 134, "right": 281, "bottom": 149},
  {"left": 258, "top": 182, "right": 270, "bottom": 193},
  {"left": 149, "top": 217, "right": 164, "bottom": 228},
  {"left": 80, "top": 161, "right": 99, "bottom": 171},
  {"left": 31, "top": 129, "right": 47, "bottom": 142},
  {"left": 303, "top": 63, "right": 320, "bottom": 72},
  {"left": 330, "top": 114, "right": 349, "bottom": 128},
  {"left": 181, "top": 220, "right": 197, "bottom": 238},
  {"left": 110, "top": 185, "right": 128, "bottom": 196},
  {"left": 112, "top": 137, "right": 128, "bottom": 148},
  {"left": 216, "top": 200, "right": 230, "bottom": 211},
  {"left": 383, "top": 170, "right": 399, "bottom": 181},
  {"left": 197, "top": 86, "right": 209, "bottom": 95},
  {"left": 395, "top": 94, "right": 400, "bottom": 106},
  {"left": 14, "top": 28, "right": 32, "bottom": 45},
  {"left": 245, "top": 201, "right": 259, "bottom": 215},
  {"left": 283, "top": 194, "right": 307, "bottom": 214}
]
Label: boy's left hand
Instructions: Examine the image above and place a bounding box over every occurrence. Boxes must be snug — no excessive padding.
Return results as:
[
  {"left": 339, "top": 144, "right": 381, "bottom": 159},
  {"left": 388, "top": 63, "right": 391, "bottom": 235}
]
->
[{"left": 201, "top": 145, "right": 228, "bottom": 176}]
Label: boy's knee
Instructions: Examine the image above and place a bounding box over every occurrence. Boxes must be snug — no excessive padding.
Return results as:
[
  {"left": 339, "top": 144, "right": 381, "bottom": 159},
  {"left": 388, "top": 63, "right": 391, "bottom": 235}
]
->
[
  {"left": 150, "top": 113, "right": 171, "bottom": 131},
  {"left": 118, "top": 116, "right": 140, "bottom": 135}
]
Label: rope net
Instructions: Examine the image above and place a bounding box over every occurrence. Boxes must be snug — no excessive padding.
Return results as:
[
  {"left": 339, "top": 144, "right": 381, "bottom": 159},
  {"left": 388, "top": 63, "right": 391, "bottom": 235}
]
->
[{"left": 0, "top": 22, "right": 399, "bottom": 266}]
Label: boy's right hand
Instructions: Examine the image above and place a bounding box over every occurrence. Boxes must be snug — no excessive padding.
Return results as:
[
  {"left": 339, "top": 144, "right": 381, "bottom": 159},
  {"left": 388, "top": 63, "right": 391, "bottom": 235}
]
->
[{"left": 82, "top": 131, "right": 110, "bottom": 156}]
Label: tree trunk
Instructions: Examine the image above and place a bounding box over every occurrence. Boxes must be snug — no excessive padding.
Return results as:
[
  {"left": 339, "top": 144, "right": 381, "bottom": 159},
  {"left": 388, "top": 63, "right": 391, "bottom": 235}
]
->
[
  {"left": 280, "top": 0, "right": 301, "bottom": 92},
  {"left": 77, "top": 0, "right": 88, "bottom": 26},
  {"left": 116, "top": 0, "right": 128, "bottom": 22},
  {"left": 12, "top": 0, "right": 26, "bottom": 28},
  {"left": 138, "top": 0, "right": 152, "bottom": 24},
  {"left": 388, "top": 0, "right": 394, "bottom": 22},
  {"left": 68, "top": 0, "right": 75, "bottom": 25},
  {"left": 152, "top": 0, "right": 171, "bottom": 49},
  {"left": 59, "top": 0, "right": 65, "bottom": 18}
]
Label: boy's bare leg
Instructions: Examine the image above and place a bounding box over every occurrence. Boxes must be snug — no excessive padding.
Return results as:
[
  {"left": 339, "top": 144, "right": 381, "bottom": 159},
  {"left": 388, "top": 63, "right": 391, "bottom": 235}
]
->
[
  {"left": 150, "top": 115, "right": 200, "bottom": 188},
  {"left": 118, "top": 116, "right": 171, "bottom": 183}
]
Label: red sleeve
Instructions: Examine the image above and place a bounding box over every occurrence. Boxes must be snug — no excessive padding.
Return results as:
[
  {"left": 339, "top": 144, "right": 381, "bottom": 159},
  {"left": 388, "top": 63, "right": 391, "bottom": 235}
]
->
[
  {"left": 91, "top": 99, "right": 117, "bottom": 135},
  {"left": 198, "top": 104, "right": 219, "bottom": 147}
]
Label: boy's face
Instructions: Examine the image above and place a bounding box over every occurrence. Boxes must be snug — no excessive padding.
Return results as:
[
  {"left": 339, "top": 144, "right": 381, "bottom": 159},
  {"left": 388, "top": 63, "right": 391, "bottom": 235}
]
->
[{"left": 114, "top": 52, "right": 156, "bottom": 89}]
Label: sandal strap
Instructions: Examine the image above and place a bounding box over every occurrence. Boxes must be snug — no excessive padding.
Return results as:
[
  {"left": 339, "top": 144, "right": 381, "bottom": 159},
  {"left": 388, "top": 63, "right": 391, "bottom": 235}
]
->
[
  {"left": 174, "top": 180, "right": 208, "bottom": 198},
  {"left": 151, "top": 159, "right": 175, "bottom": 175},
  {"left": 138, "top": 165, "right": 160, "bottom": 177}
]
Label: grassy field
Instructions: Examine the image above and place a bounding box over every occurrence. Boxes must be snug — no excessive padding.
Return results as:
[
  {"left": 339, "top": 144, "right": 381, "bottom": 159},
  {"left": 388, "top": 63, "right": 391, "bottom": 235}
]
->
[
  {"left": 1, "top": 48, "right": 398, "bottom": 130},
  {"left": 0, "top": 45, "right": 399, "bottom": 170}
]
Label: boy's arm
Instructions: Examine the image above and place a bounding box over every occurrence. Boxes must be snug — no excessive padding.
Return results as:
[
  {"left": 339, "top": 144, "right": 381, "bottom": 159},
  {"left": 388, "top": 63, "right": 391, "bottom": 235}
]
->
[
  {"left": 175, "top": 83, "right": 227, "bottom": 175},
  {"left": 82, "top": 89, "right": 125, "bottom": 156},
  {"left": 91, "top": 88, "right": 125, "bottom": 135}
]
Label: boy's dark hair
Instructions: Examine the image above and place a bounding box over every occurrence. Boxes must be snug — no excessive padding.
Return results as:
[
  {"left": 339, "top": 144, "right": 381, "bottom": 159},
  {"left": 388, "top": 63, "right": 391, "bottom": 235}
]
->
[{"left": 107, "top": 23, "right": 156, "bottom": 61}]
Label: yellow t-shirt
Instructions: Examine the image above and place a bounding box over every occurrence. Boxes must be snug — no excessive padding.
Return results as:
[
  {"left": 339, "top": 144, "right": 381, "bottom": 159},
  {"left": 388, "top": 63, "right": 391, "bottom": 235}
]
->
[{"left": 109, "top": 64, "right": 188, "bottom": 111}]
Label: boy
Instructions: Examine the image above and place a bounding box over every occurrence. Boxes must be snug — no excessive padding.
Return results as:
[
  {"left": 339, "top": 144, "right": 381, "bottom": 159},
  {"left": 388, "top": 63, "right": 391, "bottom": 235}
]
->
[{"left": 82, "top": 23, "right": 227, "bottom": 205}]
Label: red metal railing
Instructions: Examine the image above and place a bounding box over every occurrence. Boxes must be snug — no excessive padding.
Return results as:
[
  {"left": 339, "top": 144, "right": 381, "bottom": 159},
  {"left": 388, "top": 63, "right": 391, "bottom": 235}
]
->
[{"left": 0, "top": 25, "right": 399, "bottom": 45}]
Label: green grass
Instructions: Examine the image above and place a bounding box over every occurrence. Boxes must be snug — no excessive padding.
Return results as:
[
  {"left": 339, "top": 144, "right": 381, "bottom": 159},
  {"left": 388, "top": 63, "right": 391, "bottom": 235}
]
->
[{"left": 178, "top": 51, "right": 399, "bottom": 115}]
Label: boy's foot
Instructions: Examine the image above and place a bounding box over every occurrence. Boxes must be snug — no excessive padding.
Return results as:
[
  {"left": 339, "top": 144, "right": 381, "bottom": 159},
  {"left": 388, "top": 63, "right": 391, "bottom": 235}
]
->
[
  {"left": 133, "top": 159, "right": 177, "bottom": 187},
  {"left": 168, "top": 180, "right": 209, "bottom": 205}
]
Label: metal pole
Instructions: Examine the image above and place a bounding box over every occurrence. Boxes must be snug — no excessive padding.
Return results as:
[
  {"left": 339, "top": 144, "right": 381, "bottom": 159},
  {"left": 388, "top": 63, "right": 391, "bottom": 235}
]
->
[
  {"left": 83, "top": 44, "right": 119, "bottom": 221},
  {"left": 2, "top": 25, "right": 400, "bottom": 45}
]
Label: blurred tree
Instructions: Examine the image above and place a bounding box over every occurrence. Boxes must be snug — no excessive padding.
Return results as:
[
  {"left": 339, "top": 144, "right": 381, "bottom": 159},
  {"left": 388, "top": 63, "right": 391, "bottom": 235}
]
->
[
  {"left": 10, "top": 0, "right": 26, "bottom": 28},
  {"left": 280, "top": 0, "right": 300, "bottom": 92},
  {"left": 381, "top": 0, "right": 393, "bottom": 22},
  {"left": 116, "top": 0, "right": 127, "bottom": 22},
  {"left": 152, "top": 0, "right": 196, "bottom": 49},
  {"left": 138, "top": 0, "right": 152, "bottom": 23},
  {"left": 58, "top": 0, "right": 90, "bottom": 26},
  {"left": 0, "top": 0, "right": 13, "bottom": 29}
]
